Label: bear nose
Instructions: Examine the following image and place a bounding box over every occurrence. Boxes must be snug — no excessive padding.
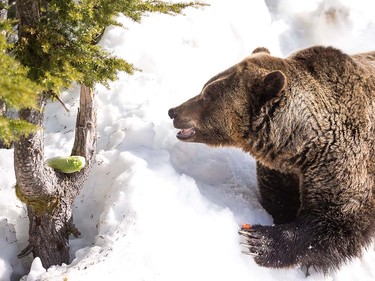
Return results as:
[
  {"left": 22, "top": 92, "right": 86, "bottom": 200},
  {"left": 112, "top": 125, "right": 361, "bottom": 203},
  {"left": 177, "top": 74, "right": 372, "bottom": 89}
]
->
[{"left": 168, "top": 108, "right": 177, "bottom": 119}]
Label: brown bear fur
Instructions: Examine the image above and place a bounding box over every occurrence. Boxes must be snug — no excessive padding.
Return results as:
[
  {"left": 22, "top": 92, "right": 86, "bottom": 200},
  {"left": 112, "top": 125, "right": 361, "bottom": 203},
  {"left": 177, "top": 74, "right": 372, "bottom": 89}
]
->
[{"left": 168, "top": 46, "right": 375, "bottom": 273}]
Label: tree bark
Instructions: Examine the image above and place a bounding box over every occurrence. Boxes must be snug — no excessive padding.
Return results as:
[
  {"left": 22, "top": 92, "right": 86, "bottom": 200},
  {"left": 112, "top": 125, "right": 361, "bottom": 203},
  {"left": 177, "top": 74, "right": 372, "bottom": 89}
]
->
[
  {"left": 15, "top": 0, "right": 39, "bottom": 33},
  {"left": 15, "top": 85, "right": 97, "bottom": 268},
  {"left": 0, "top": 0, "right": 8, "bottom": 148}
]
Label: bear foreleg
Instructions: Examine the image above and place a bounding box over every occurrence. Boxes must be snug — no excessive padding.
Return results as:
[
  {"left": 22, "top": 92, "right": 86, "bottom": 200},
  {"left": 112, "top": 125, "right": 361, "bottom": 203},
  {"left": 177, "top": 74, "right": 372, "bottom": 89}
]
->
[{"left": 257, "top": 162, "right": 300, "bottom": 224}]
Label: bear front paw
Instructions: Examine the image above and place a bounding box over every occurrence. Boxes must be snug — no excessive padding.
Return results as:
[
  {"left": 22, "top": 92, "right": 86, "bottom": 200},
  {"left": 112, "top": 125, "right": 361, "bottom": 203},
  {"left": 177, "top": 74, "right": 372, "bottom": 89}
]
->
[
  {"left": 239, "top": 224, "right": 298, "bottom": 268},
  {"left": 239, "top": 225, "right": 273, "bottom": 265}
]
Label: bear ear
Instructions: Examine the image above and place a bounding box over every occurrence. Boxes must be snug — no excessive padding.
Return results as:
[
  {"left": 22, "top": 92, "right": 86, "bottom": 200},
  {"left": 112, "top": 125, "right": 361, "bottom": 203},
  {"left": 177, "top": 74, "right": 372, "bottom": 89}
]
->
[
  {"left": 258, "top": 70, "right": 287, "bottom": 107},
  {"left": 252, "top": 47, "right": 270, "bottom": 54},
  {"left": 263, "top": 70, "right": 287, "bottom": 96}
]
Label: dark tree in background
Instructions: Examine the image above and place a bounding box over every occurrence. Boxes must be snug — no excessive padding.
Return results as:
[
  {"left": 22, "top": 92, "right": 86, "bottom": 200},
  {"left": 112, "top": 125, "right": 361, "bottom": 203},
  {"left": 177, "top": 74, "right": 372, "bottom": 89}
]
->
[{"left": 0, "top": 0, "right": 202, "bottom": 270}]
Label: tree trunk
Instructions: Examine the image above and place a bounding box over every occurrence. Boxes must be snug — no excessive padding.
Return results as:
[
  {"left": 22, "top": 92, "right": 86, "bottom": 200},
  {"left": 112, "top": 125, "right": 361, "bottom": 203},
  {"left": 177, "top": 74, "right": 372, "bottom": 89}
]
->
[
  {"left": 15, "top": 85, "right": 97, "bottom": 268},
  {"left": 15, "top": 0, "right": 39, "bottom": 32},
  {"left": 0, "top": 0, "right": 8, "bottom": 148}
]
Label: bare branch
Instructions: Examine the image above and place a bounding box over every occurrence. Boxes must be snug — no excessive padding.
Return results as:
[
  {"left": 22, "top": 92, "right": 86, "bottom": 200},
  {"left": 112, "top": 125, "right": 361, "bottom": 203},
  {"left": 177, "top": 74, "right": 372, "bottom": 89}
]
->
[
  {"left": 51, "top": 92, "right": 70, "bottom": 113},
  {"left": 72, "top": 85, "right": 97, "bottom": 166}
]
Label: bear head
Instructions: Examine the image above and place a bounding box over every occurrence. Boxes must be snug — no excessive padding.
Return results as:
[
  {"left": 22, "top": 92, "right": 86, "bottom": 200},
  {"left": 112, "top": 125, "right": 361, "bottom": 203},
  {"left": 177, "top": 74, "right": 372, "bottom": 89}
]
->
[{"left": 168, "top": 48, "right": 289, "bottom": 152}]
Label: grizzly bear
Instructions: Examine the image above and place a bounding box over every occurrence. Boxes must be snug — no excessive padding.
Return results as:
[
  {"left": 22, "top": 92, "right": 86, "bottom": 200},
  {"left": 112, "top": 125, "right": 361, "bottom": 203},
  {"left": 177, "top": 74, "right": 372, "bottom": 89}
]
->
[{"left": 168, "top": 46, "right": 375, "bottom": 273}]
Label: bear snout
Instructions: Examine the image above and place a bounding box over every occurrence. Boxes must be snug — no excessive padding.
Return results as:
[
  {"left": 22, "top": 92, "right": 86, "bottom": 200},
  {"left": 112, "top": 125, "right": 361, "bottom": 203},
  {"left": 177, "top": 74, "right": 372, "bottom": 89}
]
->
[{"left": 168, "top": 108, "right": 177, "bottom": 119}]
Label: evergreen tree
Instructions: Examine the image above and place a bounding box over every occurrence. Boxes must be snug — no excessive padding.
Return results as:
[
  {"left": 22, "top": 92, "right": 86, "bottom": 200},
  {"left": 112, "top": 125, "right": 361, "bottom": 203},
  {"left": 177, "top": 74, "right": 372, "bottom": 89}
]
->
[
  {"left": 1, "top": 0, "right": 202, "bottom": 270},
  {"left": 0, "top": 0, "right": 39, "bottom": 147}
]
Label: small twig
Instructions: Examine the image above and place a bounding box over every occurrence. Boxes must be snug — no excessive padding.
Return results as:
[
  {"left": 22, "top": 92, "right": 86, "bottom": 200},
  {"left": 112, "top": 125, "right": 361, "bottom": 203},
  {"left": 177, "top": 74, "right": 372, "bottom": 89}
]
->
[
  {"left": 67, "top": 221, "right": 81, "bottom": 238},
  {"left": 51, "top": 92, "right": 70, "bottom": 113},
  {"left": 18, "top": 243, "right": 34, "bottom": 258}
]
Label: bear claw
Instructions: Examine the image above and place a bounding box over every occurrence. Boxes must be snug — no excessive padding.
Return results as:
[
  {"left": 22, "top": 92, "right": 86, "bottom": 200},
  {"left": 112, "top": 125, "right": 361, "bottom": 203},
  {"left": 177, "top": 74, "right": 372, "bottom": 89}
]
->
[
  {"left": 241, "top": 250, "right": 260, "bottom": 257},
  {"left": 238, "top": 229, "right": 261, "bottom": 239},
  {"left": 239, "top": 225, "right": 271, "bottom": 261}
]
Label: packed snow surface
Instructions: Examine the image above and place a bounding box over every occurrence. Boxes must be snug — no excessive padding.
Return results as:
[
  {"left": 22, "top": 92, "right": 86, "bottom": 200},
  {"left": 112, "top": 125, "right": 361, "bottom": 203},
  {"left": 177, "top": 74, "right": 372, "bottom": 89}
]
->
[{"left": 1, "top": 0, "right": 375, "bottom": 280}]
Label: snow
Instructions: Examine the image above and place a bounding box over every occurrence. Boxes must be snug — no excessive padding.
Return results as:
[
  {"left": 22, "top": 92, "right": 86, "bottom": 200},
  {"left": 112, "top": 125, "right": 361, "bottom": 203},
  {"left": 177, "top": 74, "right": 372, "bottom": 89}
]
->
[
  {"left": 25, "top": 259, "right": 45, "bottom": 281},
  {"left": 1, "top": 0, "right": 375, "bottom": 280}
]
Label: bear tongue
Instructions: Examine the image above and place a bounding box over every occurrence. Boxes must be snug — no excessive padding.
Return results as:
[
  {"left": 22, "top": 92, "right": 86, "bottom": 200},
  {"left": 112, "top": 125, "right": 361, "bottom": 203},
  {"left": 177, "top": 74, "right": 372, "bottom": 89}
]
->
[{"left": 177, "top": 128, "right": 195, "bottom": 139}]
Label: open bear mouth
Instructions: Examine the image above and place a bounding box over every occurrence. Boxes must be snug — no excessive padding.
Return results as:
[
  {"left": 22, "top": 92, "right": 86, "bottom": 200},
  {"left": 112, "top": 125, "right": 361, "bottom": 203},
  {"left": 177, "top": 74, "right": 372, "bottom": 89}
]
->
[{"left": 176, "top": 127, "right": 196, "bottom": 139}]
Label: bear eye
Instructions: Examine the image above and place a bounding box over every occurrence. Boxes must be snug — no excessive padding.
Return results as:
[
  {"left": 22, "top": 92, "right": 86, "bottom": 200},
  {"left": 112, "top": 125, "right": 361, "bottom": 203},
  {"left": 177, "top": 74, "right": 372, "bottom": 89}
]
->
[
  {"left": 202, "top": 90, "right": 214, "bottom": 101},
  {"left": 202, "top": 81, "right": 224, "bottom": 101}
]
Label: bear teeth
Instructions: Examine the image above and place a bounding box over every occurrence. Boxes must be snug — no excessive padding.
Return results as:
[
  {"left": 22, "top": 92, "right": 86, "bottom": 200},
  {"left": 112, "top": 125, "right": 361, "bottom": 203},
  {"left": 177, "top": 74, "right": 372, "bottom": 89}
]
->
[{"left": 177, "top": 128, "right": 196, "bottom": 139}]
